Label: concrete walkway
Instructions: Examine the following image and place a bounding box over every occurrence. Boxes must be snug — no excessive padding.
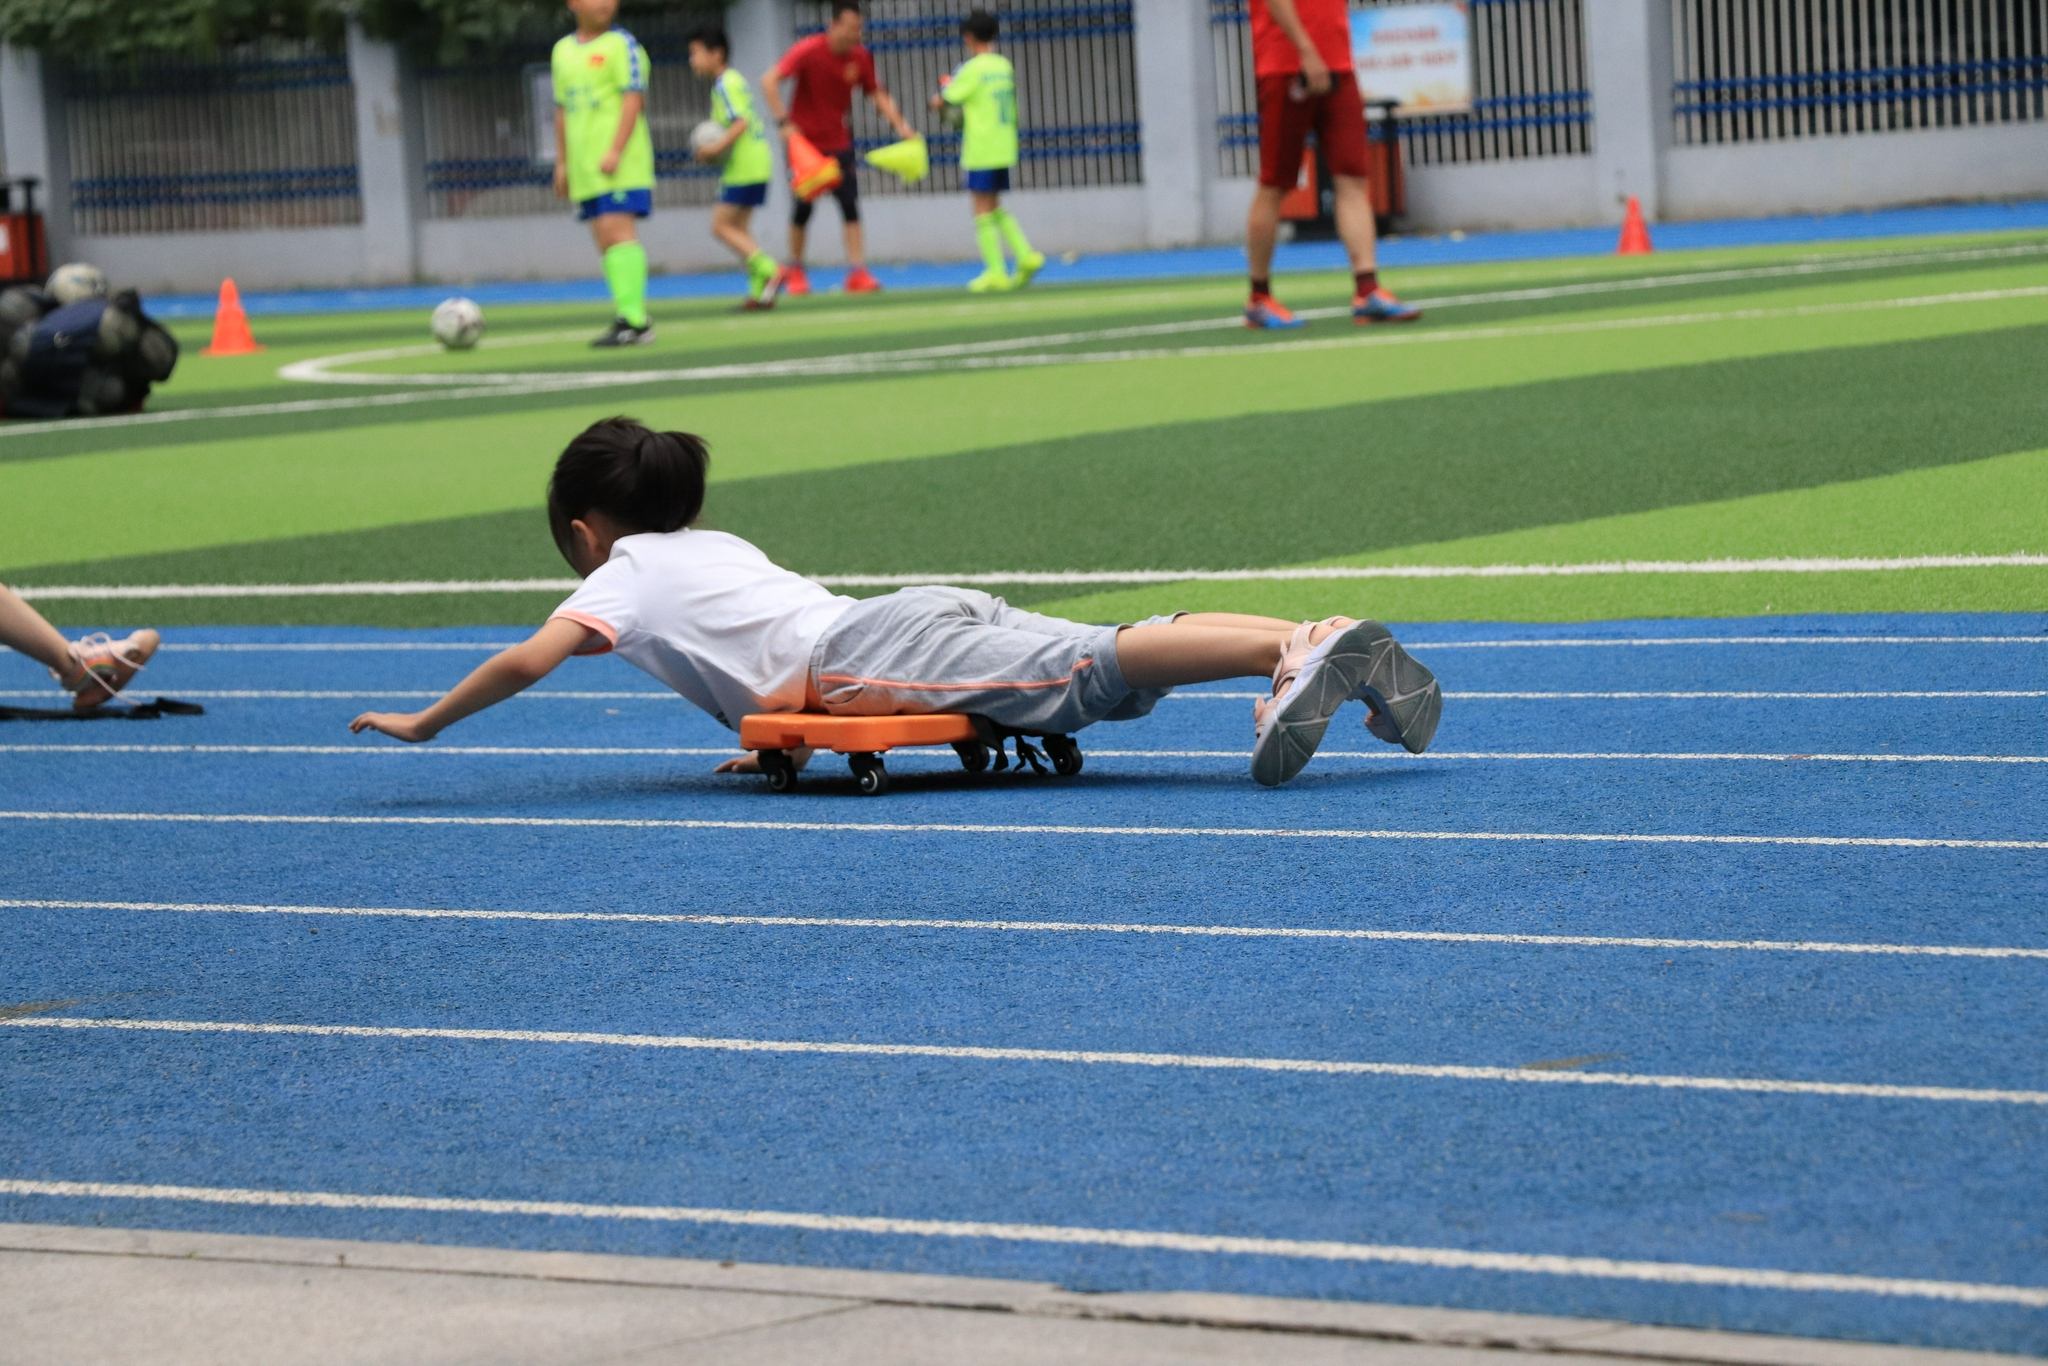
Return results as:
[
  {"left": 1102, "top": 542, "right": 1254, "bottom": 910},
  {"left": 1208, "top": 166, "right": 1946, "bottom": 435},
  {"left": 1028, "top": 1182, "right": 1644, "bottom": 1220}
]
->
[{"left": 2, "top": 1222, "right": 2029, "bottom": 1366}]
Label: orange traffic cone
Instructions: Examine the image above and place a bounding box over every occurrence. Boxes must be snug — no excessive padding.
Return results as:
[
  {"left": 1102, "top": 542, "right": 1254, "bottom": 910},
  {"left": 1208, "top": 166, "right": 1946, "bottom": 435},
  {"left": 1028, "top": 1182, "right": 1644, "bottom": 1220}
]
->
[
  {"left": 201, "top": 278, "right": 263, "bottom": 355},
  {"left": 1616, "top": 195, "right": 1653, "bottom": 255},
  {"left": 787, "top": 130, "right": 843, "bottom": 202}
]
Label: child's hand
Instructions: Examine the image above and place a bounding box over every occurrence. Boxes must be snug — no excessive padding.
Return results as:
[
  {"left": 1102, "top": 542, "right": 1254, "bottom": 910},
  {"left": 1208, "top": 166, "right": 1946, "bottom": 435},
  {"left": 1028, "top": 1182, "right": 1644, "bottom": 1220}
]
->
[
  {"left": 552, "top": 164, "right": 568, "bottom": 198},
  {"left": 714, "top": 746, "right": 810, "bottom": 775},
  {"left": 927, "top": 93, "right": 944, "bottom": 110},
  {"left": 350, "top": 711, "right": 438, "bottom": 743},
  {"left": 600, "top": 150, "right": 621, "bottom": 176}
]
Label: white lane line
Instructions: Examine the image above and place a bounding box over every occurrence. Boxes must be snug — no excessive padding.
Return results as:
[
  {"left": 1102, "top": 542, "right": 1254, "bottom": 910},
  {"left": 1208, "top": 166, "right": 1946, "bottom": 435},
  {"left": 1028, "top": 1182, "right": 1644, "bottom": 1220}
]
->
[
  {"left": 0, "top": 690, "right": 674, "bottom": 700},
  {"left": 2, "top": 809, "right": 2042, "bottom": 850},
  {"left": 10, "top": 898, "right": 2043, "bottom": 960},
  {"left": 17, "top": 554, "right": 2048, "bottom": 600},
  {"left": 1436, "top": 690, "right": 2048, "bottom": 700},
  {"left": 91, "top": 636, "right": 2036, "bottom": 654},
  {"left": 11, "top": 1015, "right": 2048, "bottom": 1105},
  {"left": 160, "top": 643, "right": 523, "bottom": 652},
  {"left": 5, "top": 745, "right": 2043, "bottom": 765},
  {"left": 6, "top": 1178, "right": 2043, "bottom": 1307},
  {"left": 6, "top": 689, "right": 2040, "bottom": 702}
]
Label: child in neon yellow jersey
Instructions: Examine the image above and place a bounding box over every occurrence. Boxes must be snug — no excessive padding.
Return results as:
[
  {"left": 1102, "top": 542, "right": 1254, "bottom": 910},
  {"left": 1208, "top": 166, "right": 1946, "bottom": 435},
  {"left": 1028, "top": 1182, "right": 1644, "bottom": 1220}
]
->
[
  {"left": 552, "top": 0, "right": 657, "bottom": 346},
  {"left": 689, "top": 27, "right": 783, "bottom": 310},
  {"left": 931, "top": 10, "right": 1043, "bottom": 293}
]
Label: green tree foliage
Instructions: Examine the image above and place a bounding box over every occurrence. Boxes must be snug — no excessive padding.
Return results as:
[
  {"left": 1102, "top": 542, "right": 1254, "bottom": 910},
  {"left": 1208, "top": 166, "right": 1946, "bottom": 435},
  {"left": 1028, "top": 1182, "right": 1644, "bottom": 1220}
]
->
[{"left": 0, "top": 0, "right": 711, "bottom": 65}]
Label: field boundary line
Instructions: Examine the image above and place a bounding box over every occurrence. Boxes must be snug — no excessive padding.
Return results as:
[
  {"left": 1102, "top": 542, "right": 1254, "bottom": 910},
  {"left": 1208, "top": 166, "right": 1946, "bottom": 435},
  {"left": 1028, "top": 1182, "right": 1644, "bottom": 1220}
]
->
[
  {"left": 5, "top": 1177, "right": 2044, "bottom": 1305},
  {"left": 5, "top": 745, "right": 2042, "bottom": 764},
  {"left": 12, "top": 1015, "right": 2048, "bottom": 1106},
  {"left": 9, "top": 898, "right": 2043, "bottom": 959},
  {"left": 16, "top": 555, "right": 2048, "bottom": 601},
  {"left": 4, "top": 810, "right": 2041, "bottom": 850}
]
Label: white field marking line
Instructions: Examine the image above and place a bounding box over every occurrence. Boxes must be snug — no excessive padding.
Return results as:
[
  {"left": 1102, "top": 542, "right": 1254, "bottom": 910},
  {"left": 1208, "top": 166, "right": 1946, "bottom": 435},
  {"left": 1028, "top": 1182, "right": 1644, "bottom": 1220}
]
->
[
  {"left": 5, "top": 1181, "right": 2044, "bottom": 1309},
  {"left": 0, "top": 690, "right": 677, "bottom": 700},
  {"left": 6, "top": 689, "right": 2041, "bottom": 702},
  {"left": 2, "top": 810, "right": 2042, "bottom": 850},
  {"left": 10, "top": 898, "right": 2045, "bottom": 961},
  {"left": 125, "top": 636, "right": 2037, "bottom": 652},
  {"left": 11, "top": 1014, "right": 2048, "bottom": 1106},
  {"left": 6, "top": 745, "right": 2043, "bottom": 765},
  {"left": 19, "top": 553, "right": 2048, "bottom": 603}
]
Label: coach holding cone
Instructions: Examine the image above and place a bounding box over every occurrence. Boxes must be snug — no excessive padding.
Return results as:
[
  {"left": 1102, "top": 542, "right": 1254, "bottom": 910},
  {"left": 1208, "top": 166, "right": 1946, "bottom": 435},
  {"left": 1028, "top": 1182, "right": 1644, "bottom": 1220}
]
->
[{"left": 1243, "top": 0, "right": 1420, "bottom": 329}]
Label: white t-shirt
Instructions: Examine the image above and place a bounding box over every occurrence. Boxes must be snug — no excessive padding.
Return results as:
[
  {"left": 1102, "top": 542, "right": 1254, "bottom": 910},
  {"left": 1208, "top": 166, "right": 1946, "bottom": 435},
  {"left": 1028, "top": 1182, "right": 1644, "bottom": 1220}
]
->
[{"left": 549, "top": 529, "right": 857, "bottom": 729}]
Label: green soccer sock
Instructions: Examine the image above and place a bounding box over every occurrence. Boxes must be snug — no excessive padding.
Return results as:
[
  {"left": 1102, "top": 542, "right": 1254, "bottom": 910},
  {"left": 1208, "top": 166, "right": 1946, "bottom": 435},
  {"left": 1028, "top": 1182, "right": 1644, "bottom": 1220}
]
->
[
  {"left": 973, "top": 213, "right": 1007, "bottom": 276},
  {"left": 993, "top": 208, "right": 1036, "bottom": 261},
  {"left": 603, "top": 241, "right": 649, "bottom": 327},
  {"left": 745, "top": 250, "right": 776, "bottom": 298}
]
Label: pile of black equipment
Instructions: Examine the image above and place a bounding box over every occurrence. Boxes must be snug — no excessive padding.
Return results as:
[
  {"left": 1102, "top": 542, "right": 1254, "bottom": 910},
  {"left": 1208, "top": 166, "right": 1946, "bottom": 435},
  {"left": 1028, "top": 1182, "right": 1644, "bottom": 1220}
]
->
[{"left": 0, "top": 285, "right": 179, "bottom": 418}]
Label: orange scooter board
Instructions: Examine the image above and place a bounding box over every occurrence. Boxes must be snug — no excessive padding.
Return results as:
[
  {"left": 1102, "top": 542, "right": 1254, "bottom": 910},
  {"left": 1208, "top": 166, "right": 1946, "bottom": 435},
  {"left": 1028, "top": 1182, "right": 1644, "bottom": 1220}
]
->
[{"left": 740, "top": 712, "right": 977, "bottom": 755}]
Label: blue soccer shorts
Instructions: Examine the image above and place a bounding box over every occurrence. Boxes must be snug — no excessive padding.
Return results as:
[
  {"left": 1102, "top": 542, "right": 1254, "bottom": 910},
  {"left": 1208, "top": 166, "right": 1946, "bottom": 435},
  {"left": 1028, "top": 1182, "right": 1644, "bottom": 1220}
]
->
[
  {"left": 718, "top": 182, "right": 769, "bottom": 207},
  {"left": 578, "top": 188, "right": 654, "bottom": 220},
  {"left": 965, "top": 168, "right": 1011, "bottom": 194}
]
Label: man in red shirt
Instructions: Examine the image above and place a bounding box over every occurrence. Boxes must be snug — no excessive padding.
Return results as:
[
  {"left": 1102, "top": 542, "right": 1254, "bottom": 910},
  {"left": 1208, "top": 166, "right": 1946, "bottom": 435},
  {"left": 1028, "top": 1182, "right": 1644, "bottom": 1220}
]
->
[
  {"left": 761, "top": 0, "right": 918, "bottom": 294},
  {"left": 1243, "top": 0, "right": 1419, "bottom": 328}
]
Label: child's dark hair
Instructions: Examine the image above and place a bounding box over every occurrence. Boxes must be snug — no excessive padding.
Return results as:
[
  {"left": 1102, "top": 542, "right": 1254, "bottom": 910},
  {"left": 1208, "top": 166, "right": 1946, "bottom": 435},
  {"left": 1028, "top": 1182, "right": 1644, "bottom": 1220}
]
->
[
  {"left": 547, "top": 418, "right": 709, "bottom": 562},
  {"left": 690, "top": 26, "right": 730, "bottom": 56},
  {"left": 962, "top": 9, "right": 998, "bottom": 40},
  {"left": 831, "top": 0, "right": 861, "bottom": 17}
]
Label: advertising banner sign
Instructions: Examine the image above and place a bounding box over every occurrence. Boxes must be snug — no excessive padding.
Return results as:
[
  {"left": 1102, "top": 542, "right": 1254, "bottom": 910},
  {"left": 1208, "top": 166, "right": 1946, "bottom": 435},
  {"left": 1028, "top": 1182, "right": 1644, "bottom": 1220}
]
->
[{"left": 1350, "top": 3, "right": 1472, "bottom": 112}]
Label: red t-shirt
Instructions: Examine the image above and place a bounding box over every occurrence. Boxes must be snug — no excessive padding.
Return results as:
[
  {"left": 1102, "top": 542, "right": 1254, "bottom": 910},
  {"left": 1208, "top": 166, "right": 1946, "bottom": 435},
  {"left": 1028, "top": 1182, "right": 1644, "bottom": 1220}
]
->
[
  {"left": 774, "top": 34, "right": 880, "bottom": 153},
  {"left": 1248, "top": 0, "right": 1355, "bottom": 78}
]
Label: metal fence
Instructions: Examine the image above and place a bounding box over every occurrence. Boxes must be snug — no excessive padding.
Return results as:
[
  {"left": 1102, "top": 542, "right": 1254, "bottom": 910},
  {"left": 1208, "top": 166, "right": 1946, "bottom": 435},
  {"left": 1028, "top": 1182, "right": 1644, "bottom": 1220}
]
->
[
  {"left": 61, "top": 45, "right": 361, "bottom": 236},
  {"left": 422, "top": 16, "right": 721, "bottom": 219},
  {"left": 1673, "top": 0, "right": 2047, "bottom": 142},
  {"left": 1211, "top": 0, "right": 1589, "bottom": 175},
  {"left": 792, "top": 0, "right": 1142, "bottom": 196}
]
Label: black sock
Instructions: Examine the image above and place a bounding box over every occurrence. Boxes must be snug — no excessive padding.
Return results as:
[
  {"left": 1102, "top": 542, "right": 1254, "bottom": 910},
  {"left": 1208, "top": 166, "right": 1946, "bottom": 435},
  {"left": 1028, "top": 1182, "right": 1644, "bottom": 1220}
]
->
[
  {"left": 1250, "top": 277, "right": 1271, "bottom": 298},
  {"left": 1355, "top": 269, "right": 1378, "bottom": 296}
]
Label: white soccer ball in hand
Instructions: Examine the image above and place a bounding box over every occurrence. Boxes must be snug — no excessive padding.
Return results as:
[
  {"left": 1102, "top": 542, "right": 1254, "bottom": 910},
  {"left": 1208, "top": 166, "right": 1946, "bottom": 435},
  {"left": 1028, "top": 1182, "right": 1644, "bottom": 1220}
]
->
[
  {"left": 690, "top": 119, "right": 728, "bottom": 163},
  {"left": 431, "top": 296, "right": 485, "bottom": 350},
  {"left": 47, "top": 262, "right": 109, "bottom": 305}
]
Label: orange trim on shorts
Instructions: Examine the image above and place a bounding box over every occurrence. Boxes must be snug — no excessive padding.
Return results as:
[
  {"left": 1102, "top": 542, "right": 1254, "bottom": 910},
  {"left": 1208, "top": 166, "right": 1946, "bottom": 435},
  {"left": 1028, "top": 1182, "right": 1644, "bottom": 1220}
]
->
[
  {"left": 817, "top": 657, "right": 1093, "bottom": 693},
  {"left": 551, "top": 610, "right": 617, "bottom": 655}
]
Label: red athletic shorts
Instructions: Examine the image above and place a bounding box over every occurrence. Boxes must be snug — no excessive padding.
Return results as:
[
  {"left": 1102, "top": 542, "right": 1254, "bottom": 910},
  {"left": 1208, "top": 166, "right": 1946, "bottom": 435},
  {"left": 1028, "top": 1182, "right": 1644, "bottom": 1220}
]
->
[{"left": 1257, "top": 70, "right": 1370, "bottom": 188}]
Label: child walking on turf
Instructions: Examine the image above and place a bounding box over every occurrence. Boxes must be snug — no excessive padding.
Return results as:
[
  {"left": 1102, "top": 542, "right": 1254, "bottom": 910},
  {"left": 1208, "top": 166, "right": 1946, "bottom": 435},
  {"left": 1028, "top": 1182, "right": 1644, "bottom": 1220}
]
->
[
  {"left": 0, "top": 583, "right": 159, "bottom": 711},
  {"left": 689, "top": 27, "right": 782, "bottom": 310},
  {"left": 349, "top": 418, "right": 1440, "bottom": 786},
  {"left": 932, "top": 12, "right": 1043, "bottom": 292},
  {"left": 553, "top": 0, "right": 657, "bottom": 346}
]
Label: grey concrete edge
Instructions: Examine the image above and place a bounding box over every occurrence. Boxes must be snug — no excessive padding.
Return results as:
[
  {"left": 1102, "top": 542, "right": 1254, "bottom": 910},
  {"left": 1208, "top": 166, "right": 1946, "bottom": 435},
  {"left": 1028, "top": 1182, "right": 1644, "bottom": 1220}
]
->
[{"left": 1, "top": 1221, "right": 2029, "bottom": 1366}]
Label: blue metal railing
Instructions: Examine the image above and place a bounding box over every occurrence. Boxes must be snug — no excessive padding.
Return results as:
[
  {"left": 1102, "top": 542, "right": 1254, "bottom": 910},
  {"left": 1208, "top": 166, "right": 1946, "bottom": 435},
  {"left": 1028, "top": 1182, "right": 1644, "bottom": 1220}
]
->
[
  {"left": 72, "top": 166, "right": 360, "bottom": 211},
  {"left": 1675, "top": 58, "right": 2048, "bottom": 116},
  {"left": 797, "top": 4, "right": 1133, "bottom": 50}
]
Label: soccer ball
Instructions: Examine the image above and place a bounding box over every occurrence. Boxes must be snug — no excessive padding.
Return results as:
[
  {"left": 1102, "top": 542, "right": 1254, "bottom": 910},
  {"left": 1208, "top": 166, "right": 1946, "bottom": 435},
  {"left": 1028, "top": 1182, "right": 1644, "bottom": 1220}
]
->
[
  {"left": 690, "top": 119, "right": 728, "bottom": 163},
  {"left": 430, "top": 296, "right": 485, "bottom": 350},
  {"left": 46, "top": 262, "right": 109, "bottom": 305}
]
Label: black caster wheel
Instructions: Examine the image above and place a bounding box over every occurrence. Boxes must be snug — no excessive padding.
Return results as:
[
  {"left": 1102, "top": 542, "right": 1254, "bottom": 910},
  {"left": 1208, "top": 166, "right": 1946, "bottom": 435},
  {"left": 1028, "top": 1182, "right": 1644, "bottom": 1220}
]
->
[
  {"left": 848, "top": 752, "right": 890, "bottom": 796},
  {"left": 953, "top": 740, "right": 990, "bottom": 773},
  {"left": 1045, "top": 734, "right": 1083, "bottom": 777},
  {"left": 759, "top": 750, "right": 798, "bottom": 793}
]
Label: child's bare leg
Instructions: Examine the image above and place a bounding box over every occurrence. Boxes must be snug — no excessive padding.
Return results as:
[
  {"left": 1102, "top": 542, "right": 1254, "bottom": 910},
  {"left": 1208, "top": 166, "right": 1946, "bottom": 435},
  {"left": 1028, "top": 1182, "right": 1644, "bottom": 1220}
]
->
[
  {"left": 712, "top": 203, "right": 760, "bottom": 259},
  {"left": 1116, "top": 620, "right": 1346, "bottom": 690},
  {"left": 0, "top": 584, "right": 76, "bottom": 674}
]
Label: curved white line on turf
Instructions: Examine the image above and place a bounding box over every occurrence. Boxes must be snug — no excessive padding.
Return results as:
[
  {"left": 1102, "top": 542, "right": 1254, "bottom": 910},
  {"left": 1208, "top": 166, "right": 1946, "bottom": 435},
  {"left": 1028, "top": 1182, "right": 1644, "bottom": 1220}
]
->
[
  {"left": 4, "top": 1178, "right": 2043, "bottom": 1305},
  {"left": 16, "top": 554, "right": 2048, "bottom": 601},
  {"left": 5, "top": 745, "right": 2044, "bottom": 764},
  {"left": 2, "top": 810, "right": 2042, "bottom": 849},
  {"left": 9, "top": 899, "right": 2044, "bottom": 959},
  {"left": 11, "top": 1015, "right": 2048, "bottom": 1104}
]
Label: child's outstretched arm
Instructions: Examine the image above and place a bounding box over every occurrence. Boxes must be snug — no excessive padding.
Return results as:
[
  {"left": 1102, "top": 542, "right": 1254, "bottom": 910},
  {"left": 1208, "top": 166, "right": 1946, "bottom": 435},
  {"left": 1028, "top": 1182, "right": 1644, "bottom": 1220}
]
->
[{"left": 350, "top": 617, "right": 593, "bottom": 743}]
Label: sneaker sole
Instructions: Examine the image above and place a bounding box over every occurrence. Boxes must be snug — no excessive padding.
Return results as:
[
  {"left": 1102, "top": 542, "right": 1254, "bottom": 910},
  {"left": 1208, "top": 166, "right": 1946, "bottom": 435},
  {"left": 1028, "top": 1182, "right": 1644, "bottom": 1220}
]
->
[{"left": 1250, "top": 621, "right": 1440, "bottom": 784}]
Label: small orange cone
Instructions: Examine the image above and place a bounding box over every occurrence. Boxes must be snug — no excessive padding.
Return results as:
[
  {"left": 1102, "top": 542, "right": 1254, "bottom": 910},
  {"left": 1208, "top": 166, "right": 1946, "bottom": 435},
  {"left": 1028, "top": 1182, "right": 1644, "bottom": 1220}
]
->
[
  {"left": 1617, "top": 195, "right": 1653, "bottom": 255},
  {"left": 201, "top": 278, "right": 263, "bottom": 355},
  {"left": 787, "top": 130, "right": 843, "bottom": 202}
]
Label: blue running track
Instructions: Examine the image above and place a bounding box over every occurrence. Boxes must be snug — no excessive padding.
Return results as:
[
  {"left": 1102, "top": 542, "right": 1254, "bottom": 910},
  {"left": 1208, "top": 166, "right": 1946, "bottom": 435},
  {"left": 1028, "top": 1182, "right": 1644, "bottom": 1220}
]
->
[
  {"left": 141, "top": 199, "right": 2048, "bottom": 318},
  {"left": 2, "top": 611, "right": 2045, "bottom": 1351}
]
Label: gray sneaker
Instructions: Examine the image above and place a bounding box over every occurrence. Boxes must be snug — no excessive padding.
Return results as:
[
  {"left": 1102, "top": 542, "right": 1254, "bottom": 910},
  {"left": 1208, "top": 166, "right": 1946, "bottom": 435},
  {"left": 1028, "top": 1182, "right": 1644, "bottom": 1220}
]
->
[{"left": 1250, "top": 619, "right": 1440, "bottom": 786}]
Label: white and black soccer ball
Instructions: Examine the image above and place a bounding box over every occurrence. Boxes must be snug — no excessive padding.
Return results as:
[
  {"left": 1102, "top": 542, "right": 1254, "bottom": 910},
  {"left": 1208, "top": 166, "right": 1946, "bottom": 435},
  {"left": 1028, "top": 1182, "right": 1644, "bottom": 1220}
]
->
[
  {"left": 46, "top": 262, "right": 109, "bottom": 305},
  {"left": 690, "top": 119, "right": 728, "bottom": 163},
  {"left": 430, "top": 296, "right": 485, "bottom": 350}
]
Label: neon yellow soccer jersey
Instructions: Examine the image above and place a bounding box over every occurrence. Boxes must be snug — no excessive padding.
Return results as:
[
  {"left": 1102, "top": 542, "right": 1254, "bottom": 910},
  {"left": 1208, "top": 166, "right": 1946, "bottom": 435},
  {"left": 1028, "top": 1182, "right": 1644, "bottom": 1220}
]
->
[
  {"left": 552, "top": 27, "right": 655, "bottom": 202},
  {"left": 943, "top": 52, "right": 1018, "bottom": 171},
  {"left": 713, "top": 68, "right": 773, "bottom": 187}
]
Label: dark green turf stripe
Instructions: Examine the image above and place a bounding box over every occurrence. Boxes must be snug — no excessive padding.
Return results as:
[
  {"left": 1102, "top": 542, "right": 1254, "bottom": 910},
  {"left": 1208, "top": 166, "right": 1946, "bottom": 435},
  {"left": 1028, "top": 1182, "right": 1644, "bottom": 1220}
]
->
[{"left": 14, "top": 323, "right": 2047, "bottom": 599}]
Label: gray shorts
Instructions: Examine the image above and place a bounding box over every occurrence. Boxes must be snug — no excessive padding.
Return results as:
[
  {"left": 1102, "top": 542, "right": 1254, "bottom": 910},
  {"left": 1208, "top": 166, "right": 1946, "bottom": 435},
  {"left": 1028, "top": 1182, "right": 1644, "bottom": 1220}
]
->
[{"left": 807, "top": 586, "right": 1177, "bottom": 734}]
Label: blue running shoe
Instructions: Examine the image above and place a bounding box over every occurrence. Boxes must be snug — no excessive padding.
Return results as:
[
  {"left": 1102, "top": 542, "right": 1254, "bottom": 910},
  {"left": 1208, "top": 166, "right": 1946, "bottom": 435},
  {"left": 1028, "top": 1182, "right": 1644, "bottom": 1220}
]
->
[
  {"left": 1245, "top": 294, "right": 1305, "bottom": 329},
  {"left": 1353, "top": 287, "right": 1421, "bottom": 324}
]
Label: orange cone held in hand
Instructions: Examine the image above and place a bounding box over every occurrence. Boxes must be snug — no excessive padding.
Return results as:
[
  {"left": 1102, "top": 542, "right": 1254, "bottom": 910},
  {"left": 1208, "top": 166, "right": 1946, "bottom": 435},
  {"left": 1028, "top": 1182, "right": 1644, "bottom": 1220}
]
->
[
  {"left": 202, "top": 278, "right": 263, "bottom": 355},
  {"left": 787, "top": 130, "right": 843, "bottom": 202},
  {"left": 1617, "top": 195, "right": 1653, "bottom": 255}
]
